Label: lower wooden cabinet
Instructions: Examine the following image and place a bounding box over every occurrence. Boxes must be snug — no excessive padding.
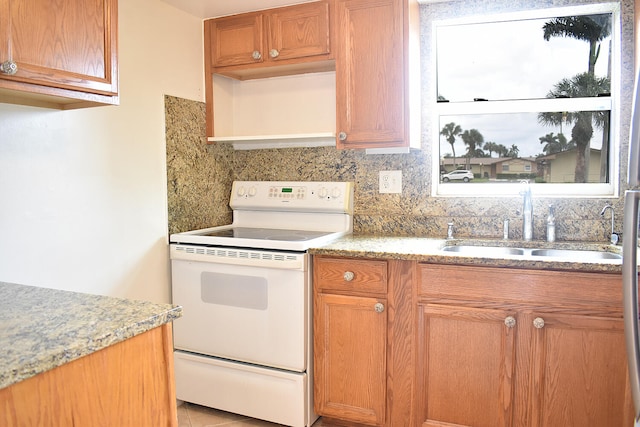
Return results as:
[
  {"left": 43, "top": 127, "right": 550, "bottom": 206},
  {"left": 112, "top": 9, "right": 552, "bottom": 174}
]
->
[
  {"left": 312, "top": 257, "right": 633, "bottom": 427},
  {"left": 417, "top": 264, "right": 634, "bottom": 427},
  {"left": 523, "top": 312, "right": 630, "bottom": 426},
  {"left": 314, "top": 257, "right": 389, "bottom": 425},
  {"left": 0, "top": 324, "right": 177, "bottom": 426},
  {"left": 313, "top": 256, "right": 414, "bottom": 426},
  {"left": 417, "top": 304, "right": 517, "bottom": 427},
  {"left": 315, "top": 292, "right": 387, "bottom": 425}
]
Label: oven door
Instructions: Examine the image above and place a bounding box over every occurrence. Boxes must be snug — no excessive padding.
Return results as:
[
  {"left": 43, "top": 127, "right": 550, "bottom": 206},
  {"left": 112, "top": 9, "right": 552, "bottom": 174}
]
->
[{"left": 170, "top": 244, "right": 308, "bottom": 372}]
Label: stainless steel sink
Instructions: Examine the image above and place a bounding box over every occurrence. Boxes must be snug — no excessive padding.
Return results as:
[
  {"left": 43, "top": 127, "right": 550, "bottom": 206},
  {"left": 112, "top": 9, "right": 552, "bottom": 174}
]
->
[
  {"left": 530, "top": 248, "right": 622, "bottom": 260},
  {"left": 440, "top": 244, "right": 621, "bottom": 262},
  {"left": 441, "top": 245, "right": 525, "bottom": 257}
]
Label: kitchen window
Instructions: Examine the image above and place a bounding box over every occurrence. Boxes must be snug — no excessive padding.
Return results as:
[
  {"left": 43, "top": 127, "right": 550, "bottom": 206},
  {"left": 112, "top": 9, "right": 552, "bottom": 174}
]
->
[{"left": 428, "top": 2, "right": 620, "bottom": 197}]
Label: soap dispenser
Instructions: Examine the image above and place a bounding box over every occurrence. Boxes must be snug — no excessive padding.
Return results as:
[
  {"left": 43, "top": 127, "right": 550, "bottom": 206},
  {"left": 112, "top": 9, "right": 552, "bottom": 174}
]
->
[{"left": 546, "top": 204, "right": 556, "bottom": 243}]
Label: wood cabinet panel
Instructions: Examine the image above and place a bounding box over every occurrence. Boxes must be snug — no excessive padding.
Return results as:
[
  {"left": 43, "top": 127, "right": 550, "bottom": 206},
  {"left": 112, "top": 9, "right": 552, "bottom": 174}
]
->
[
  {"left": 0, "top": 324, "right": 177, "bottom": 426},
  {"left": 335, "top": 0, "right": 405, "bottom": 148},
  {"left": 0, "top": 0, "right": 118, "bottom": 108},
  {"left": 419, "top": 264, "right": 623, "bottom": 314},
  {"left": 314, "top": 292, "right": 387, "bottom": 426},
  {"left": 209, "top": 13, "right": 264, "bottom": 68},
  {"left": 268, "top": 1, "right": 331, "bottom": 62},
  {"left": 314, "top": 256, "right": 388, "bottom": 294},
  {"left": 417, "top": 304, "right": 516, "bottom": 427},
  {"left": 524, "top": 312, "right": 633, "bottom": 427}
]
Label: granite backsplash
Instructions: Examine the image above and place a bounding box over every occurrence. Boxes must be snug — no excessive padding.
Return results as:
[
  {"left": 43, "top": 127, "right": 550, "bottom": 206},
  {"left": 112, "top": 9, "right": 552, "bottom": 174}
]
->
[{"left": 165, "top": 94, "right": 622, "bottom": 243}]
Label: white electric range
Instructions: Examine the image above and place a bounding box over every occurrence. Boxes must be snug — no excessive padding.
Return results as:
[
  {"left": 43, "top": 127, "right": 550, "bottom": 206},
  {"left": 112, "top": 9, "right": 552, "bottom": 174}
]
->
[{"left": 170, "top": 181, "right": 354, "bottom": 427}]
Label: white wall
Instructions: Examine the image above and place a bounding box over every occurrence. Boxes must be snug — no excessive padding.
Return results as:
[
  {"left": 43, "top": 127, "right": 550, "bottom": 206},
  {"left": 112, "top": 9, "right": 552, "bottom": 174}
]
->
[{"left": 0, "top": 0, "right": 204, "bottom": 302}]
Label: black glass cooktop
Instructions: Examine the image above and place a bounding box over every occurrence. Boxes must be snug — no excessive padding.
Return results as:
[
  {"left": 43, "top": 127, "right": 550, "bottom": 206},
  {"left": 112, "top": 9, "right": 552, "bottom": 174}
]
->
[{"left": 201, "top": 227, "right": 334, "bottom": 242}]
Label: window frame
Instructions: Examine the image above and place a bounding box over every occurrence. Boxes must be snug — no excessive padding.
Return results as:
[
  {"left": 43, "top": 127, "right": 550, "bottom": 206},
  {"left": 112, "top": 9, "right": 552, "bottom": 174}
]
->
[{"left": 428, "top": 2, "right": 621, "bottom": 198}]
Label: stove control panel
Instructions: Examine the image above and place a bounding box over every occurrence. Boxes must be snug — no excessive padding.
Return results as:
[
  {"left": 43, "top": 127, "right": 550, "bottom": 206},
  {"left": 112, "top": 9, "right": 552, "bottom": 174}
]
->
[{"left": 230, "top": 181, "right": 354, "bottom": 213}]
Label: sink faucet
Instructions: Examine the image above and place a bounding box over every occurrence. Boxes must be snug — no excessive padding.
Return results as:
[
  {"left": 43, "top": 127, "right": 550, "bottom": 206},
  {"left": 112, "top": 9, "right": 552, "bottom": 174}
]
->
[
  {"left": 447, "top": 222, "right": 455, "bottom": 239},
  {"left": 546, "top": 204, "right": 556, "bottom": 243},
  {"left": 520, "top": 180, "right": 533, "bottom": 241},
  {"left": 503, "top": 218, "right": 509, "bottom": 240},
  {"left": 600, "top": 204, "right": 619, "bottom": 245}
]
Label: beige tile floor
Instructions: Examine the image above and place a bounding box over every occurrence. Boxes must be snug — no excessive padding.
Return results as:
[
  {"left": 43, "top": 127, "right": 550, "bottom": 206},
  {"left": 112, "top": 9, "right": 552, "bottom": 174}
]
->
[{"left": 177, "top": 402, "right": 329, "bottom": 427}]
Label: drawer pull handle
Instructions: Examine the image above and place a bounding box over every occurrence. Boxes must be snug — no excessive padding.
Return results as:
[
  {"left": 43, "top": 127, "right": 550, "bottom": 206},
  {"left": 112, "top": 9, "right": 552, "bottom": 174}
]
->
[
  {"left": 338, "top": 132, "right": 347, "bottom": 141},
  {"left": 374, "top": 302, "right": 385, "bottom": 313},
  {"left": 252, "top": 50, "right": 262, "bottom": 60},
  {"left": 343, "top": 271, "right": 354, "bottom": 282},
  {"left": 269, "top": 49, "right": 279, "bottom": 58},
  {"left": 504, "top": 316, "right": 516, "bottom": 328},
  {"left": 533, "top": 317, "right": 545, "bottom": 329}
]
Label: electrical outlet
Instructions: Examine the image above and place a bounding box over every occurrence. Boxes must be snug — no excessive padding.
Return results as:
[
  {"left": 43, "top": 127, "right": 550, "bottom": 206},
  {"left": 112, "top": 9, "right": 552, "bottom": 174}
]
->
[{"left": 379, "top": 170, "right": 402, "bottom": 194}]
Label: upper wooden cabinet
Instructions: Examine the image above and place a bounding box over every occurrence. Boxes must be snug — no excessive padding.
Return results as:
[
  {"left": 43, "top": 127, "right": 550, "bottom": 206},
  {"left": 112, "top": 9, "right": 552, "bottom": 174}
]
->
[
  {"left": 204, "top": 0, "right": 336, "bottom": 138},
  {"left": 334, "top": 0, "right": 420, "bottom": 150},
  {"left": 208, "top": 13, "right": 264, "bottom": 69},
  {"left": 0, "top": 0, "right": 119, "bottom": 109},
  {"left": 205, "top": 1, "right": 334, "bottom": 80},
  {"left": 203, "top": 0, "right": 421, "bottom": 149},
  {"left": 269, "top": 3, "right": 331, "bottom": 62}
]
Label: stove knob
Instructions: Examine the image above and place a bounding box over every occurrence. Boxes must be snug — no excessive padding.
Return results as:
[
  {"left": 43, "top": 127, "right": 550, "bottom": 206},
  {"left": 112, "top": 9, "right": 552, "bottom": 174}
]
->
[
  {"left": 318, "top": 187, "right": 328, "bottom": 198},
  {"left": 248, "top": 186, "right": 257, "bottom": 197},
  {"left": 236, "top": 186, "right": 246, "bottom": 197},
  {"left": 331, "top": 188, "right": 342, "bottom": 198}
]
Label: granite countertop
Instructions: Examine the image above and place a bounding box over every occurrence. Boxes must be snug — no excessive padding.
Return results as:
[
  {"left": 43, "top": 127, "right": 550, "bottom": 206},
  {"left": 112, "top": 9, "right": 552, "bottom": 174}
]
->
[
  {"left": 309, "top": 235, "right": 624, "bottom": 273},
  {"left": 0, "top": 282, "right": 182, "bottom": 390}
]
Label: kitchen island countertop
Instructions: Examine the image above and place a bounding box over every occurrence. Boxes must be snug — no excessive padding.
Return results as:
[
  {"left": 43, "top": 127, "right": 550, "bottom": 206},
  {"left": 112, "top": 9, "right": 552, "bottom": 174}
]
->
[
  {"left": 0, "top": 282, "right": 182, "bottom": 390},
  {"left": 309, "top": 235, "right": 624, "bottom": 273}
]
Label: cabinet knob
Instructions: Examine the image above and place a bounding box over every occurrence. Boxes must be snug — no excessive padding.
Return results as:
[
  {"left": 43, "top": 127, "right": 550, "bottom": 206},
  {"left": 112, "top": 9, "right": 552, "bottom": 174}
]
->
[
  {"left": 252, "top": 51, "right": 262, "bottom": 60},
  {"left": 343, "top": 271, "right": 354, "bottom": 282},
  {"left": 504, "top": 316, "right": 516, "bottom": 328},
  {"left": 269, "top": 49, "right": 279, "bottom": 58},
  {"left": 338, "top": 132, "right": 347, "bottom": 141},
  {"left": 533, "top": 317, "right": 545, "bottom": 329},
  {"left": 374, "top": 302, "right": 385, "bottom": 313},
  {"left": 0, "top": 60, "right": 18, "bottom": 75}
]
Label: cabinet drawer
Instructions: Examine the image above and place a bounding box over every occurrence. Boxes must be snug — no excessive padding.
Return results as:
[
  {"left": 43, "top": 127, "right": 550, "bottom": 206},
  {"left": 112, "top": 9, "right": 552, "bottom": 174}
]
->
[
  {"left": 418, "top": 263, "right": 622, "bottom": 311},
  {"left": 314, "top": 257, "right": 387, "bottom": 294}
]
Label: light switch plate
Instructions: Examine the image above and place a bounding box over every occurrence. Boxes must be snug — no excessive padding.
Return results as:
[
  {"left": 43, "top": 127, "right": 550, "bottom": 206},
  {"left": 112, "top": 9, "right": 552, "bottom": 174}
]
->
[{"left": 379, "top": 170, "right": 402, "bottom": 194}]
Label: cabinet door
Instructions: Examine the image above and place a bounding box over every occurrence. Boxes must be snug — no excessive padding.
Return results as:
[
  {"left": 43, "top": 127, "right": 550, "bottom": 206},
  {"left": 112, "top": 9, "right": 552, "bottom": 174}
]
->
[
  {"left": 417, "top": 304, "right": 517, "bottom": 427},
  {"left": 314, "top": 292, "right": 387, "bottom": 426},
  {"left": 524, "top": 312, "right": 634, "bottom": 427},
  {"left": 335, "top": 0, "right": 405, "bottom": 149},
  {"left": 1, "top": 0, "right": 117, "bottom": 97},
  {"left": 209, "top": 13, "right": 264, "bottom": 68},
  {"left": 267, "top": 1, "right": 331, "bottom": 62}
]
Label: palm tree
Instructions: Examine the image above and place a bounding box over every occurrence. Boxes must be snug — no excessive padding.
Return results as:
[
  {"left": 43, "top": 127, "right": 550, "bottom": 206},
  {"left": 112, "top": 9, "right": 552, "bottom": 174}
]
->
[
  {"left": 483, "top": 141, "right": 500, "bottom": 157},
  {"left": 440, "top": 122, "right": 462, "bottom": 168},
  {"left": 460, "top": 129, "right": 484, "bottom": 170},
  {"left": 496, "top": 144, "right": 509, "bottom": 158},
  {"left": 541, "top": 14, "right": 611, "bottom": 183},
  {"left": 507, "top": 145, "right": 520, "bottom": 158},
  {"left": 539, "top": 132, "right": 571, "bottom": 155},
  {"left": 543, "top": 14, "right": 611, "bottom": 75},
  {"left": 538, "top": 72, "right": 610, "bottom": 182}
]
